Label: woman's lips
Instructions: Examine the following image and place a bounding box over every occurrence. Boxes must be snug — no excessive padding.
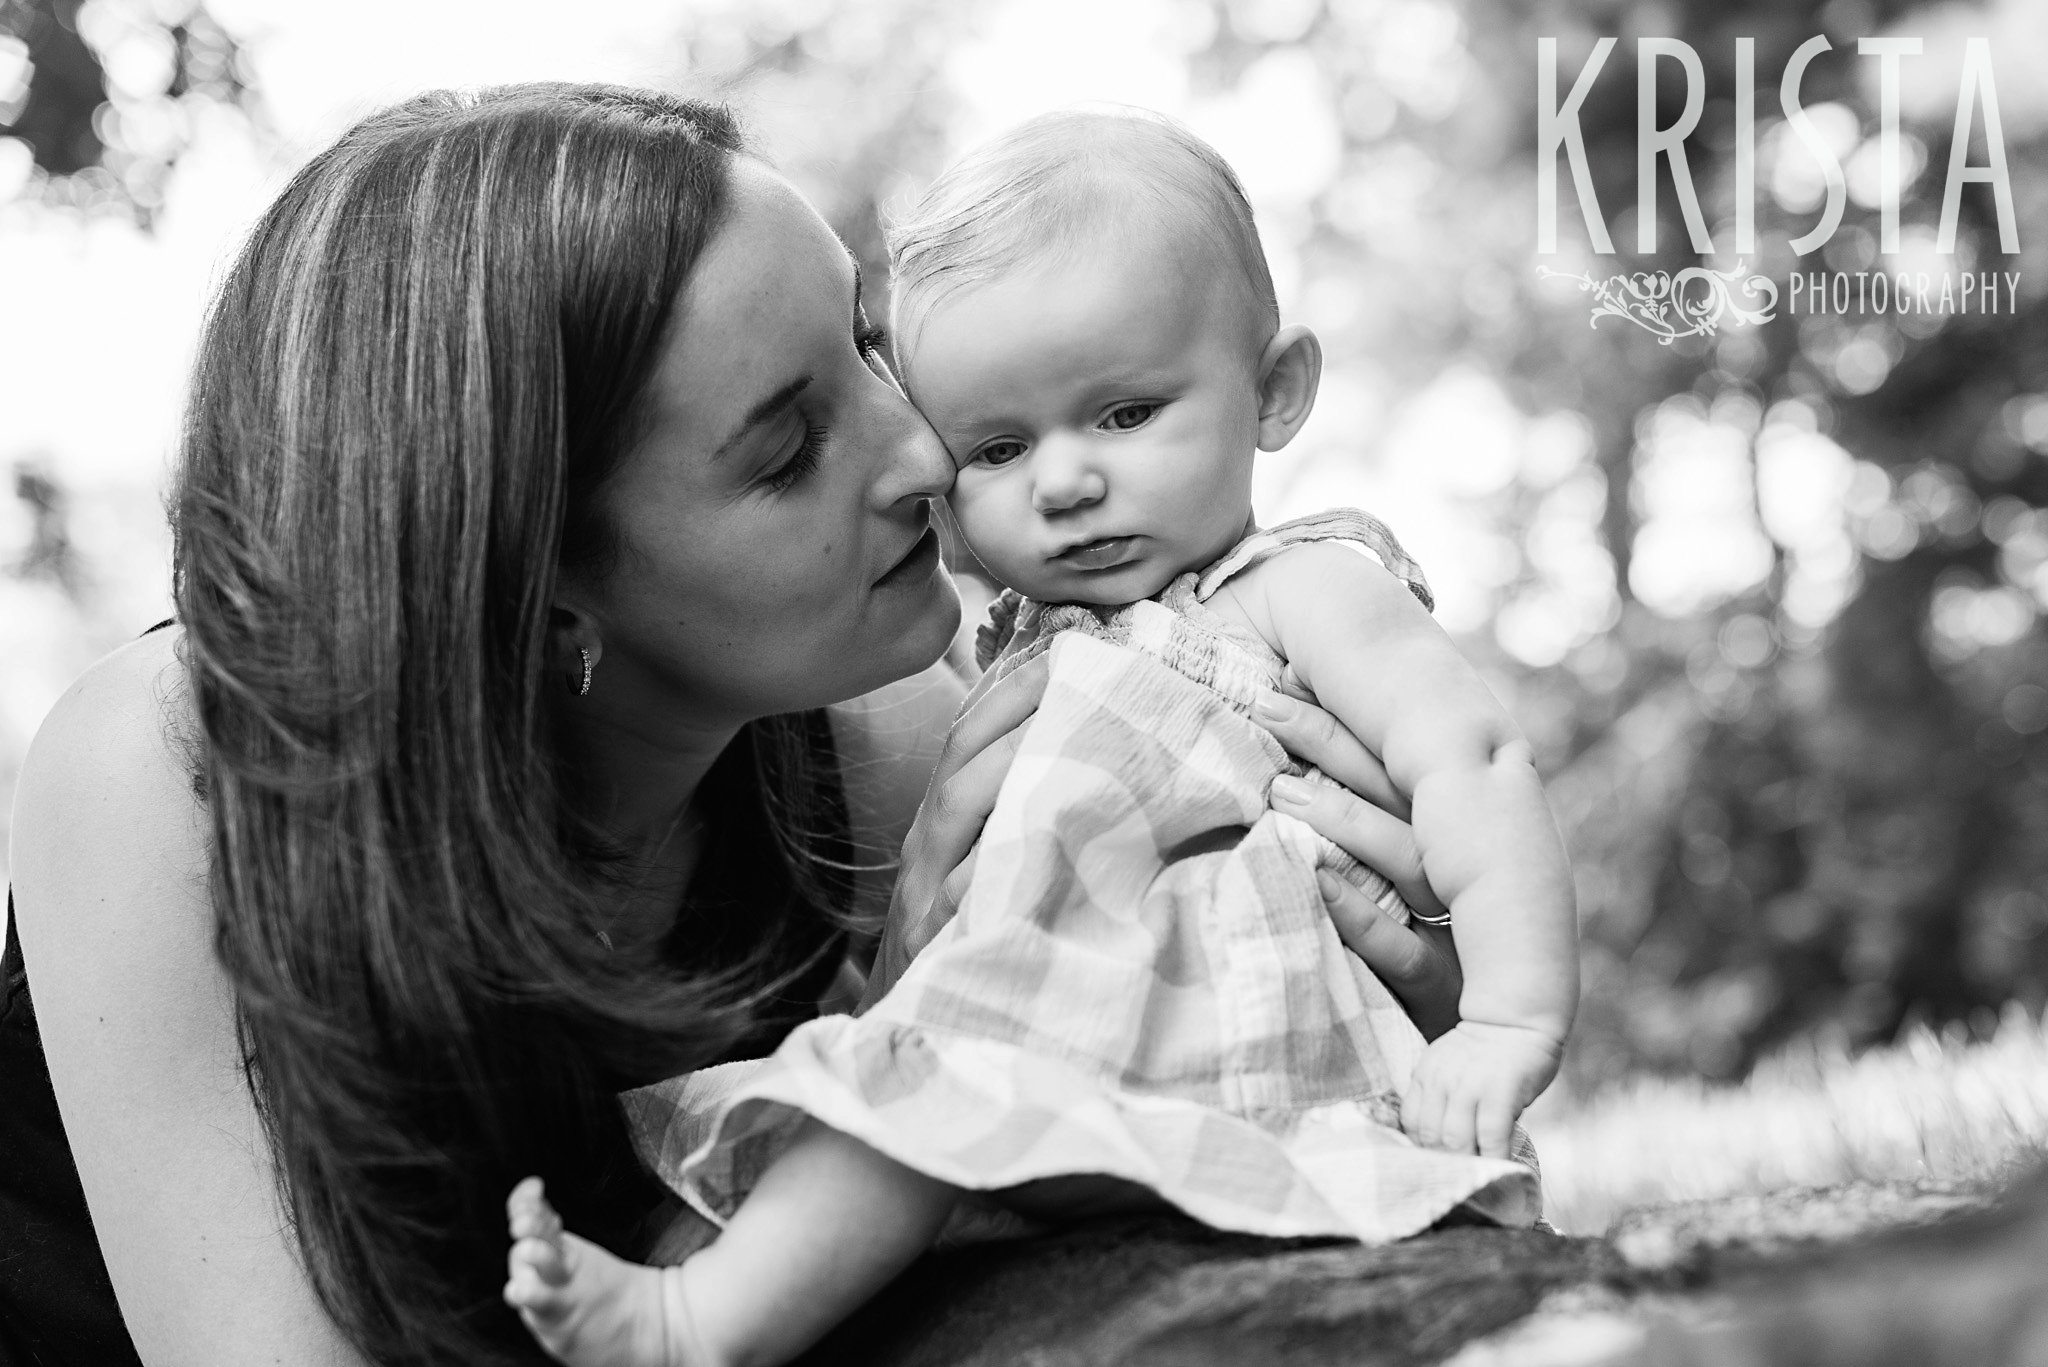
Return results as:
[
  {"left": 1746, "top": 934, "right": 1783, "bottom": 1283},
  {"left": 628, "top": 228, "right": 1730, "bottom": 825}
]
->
[
  {"left": 876, "top": 525, "right": 940, "bottom": 586},
  {"left": 1055, "top": 536, "right": 1138, "bottom": 571}
]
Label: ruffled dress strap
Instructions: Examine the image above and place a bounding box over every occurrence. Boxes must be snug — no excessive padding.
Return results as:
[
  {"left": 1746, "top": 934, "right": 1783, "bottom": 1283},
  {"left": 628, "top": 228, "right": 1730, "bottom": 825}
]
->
[
  {"left": 974, "top": 588, "right": 1026, "bottom": 673},
  {"left": 1190, "top": 508, "right": 1434, "bottom": 612},
  {"left": 973, "top": 508, "right": 1432, "bottom": 715}
]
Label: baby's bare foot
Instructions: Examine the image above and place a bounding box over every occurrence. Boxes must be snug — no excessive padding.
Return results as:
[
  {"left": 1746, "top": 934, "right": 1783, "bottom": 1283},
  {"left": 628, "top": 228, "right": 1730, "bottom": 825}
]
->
[{"left": 504, "top": 1176, "right": 691, "bottom": 1367}]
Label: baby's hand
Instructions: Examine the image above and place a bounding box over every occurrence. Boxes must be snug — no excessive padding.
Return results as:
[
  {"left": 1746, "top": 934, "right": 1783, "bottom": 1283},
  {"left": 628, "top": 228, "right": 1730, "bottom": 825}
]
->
[{"left": 1399, "top": 1020, "right": 1562, "bottom": 1159}]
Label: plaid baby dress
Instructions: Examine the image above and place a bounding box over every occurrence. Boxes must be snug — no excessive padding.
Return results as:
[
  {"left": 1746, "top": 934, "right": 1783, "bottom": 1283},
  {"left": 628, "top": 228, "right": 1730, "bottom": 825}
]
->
[{"left": 626, "top": 510, "right": 1543, "bottom": 1243}]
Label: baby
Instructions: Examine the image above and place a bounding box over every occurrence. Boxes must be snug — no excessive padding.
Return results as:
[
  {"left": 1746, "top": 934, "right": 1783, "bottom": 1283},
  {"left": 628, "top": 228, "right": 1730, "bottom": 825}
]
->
[{"left": 505, "top": 108, "right": 1578, "bottom": 1367}]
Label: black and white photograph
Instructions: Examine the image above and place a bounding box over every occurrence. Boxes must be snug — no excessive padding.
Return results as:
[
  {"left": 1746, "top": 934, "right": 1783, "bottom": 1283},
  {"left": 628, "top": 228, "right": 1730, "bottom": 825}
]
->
[{"left": 2, "top": 0, "right": 2046, "bottom": 1362}]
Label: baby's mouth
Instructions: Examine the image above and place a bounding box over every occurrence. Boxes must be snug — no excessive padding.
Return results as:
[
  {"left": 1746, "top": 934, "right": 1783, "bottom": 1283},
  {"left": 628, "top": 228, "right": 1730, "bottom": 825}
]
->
[{"left": 1055, "top": 536, "right": 1138, "bottom": 571}]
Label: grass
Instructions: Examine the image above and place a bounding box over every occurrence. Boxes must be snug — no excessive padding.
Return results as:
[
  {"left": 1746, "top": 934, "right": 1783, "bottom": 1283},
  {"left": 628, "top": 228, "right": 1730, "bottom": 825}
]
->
[{"left": 1527, "top": 1004, "right": 2048, "bottom": 1235}]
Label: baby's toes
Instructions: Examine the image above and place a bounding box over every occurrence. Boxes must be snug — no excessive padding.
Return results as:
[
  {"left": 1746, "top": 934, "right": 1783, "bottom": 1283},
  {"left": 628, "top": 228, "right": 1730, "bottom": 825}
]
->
[
  {"left": 508, "top": 1176, "right": 565, "bottom": 1242},
  {"left": 514, "top": 1231, "right": 575, "bottom": 1284},
  {"left": 506, "top": 1236, "right": 576, "bottom": 1324}
]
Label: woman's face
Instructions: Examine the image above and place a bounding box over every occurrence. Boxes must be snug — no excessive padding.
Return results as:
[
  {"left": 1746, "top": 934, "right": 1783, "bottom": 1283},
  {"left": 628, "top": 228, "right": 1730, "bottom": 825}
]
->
[{"left": 570, "top": 160, "right": 960, "bottom": 727}]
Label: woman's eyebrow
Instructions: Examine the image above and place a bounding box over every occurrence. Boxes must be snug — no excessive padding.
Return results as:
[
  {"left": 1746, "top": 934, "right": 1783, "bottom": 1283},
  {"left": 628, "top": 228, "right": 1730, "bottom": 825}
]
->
[
  {"left": 714, "top": 248, "right": 860, "bottom": 461},
  {"left": 714, "top": 375, "right": 812, "bottom": 461}
]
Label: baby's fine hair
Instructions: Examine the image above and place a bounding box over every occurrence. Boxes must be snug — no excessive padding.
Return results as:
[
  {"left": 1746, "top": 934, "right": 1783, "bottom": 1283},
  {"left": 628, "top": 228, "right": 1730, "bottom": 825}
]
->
[{"left": 887, "top": 106, "right": 1280, "bottom": 345}]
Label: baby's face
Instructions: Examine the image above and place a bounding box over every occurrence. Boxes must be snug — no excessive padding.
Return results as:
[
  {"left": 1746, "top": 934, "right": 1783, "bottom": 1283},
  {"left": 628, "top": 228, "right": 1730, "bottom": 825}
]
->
[{"left": 900, "top": 238, "right": 1262, "bottom": 605}]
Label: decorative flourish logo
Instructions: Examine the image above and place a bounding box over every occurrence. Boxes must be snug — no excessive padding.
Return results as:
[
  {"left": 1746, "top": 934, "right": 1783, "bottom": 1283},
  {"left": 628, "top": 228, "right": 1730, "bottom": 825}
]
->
[{"left": 1537, "top": 262, "right": 1779, "bottom": 343}]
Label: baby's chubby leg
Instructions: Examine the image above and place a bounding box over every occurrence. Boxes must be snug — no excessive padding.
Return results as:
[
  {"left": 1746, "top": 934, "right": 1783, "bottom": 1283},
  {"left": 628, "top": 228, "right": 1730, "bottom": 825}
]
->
[
  {"left": 506, "top": 1119, "right": 958, "bottom": 1367},
  {"left": 684, "top": 1119, "right": 959, "bottom": 1363}
]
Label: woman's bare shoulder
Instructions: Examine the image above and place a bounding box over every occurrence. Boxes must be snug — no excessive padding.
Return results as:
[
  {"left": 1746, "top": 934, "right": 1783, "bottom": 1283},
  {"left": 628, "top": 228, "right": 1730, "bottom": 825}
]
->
[
  {"left": 15, "top": 625, "right": 195, "bottom": 822},
  {"left": 11, "top": 626, "right": 367, "bottom": 1363},
  {"left": 10, "top": 622, "right": 210, "bottom": 1059},
  {"left": 13, "top": 628, "right": 202, "bottom": 920}
]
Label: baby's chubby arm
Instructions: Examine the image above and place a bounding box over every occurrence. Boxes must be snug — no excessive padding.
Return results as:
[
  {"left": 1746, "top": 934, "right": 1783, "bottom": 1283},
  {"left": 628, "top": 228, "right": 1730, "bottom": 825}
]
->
[{"left": 1218, "top": 542, "right": 1578, "bottom": 1154}]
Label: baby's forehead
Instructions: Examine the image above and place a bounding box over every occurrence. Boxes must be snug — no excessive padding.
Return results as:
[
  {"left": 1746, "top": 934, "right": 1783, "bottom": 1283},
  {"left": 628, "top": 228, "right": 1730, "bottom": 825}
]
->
[
  {"left": 922, "top": 215, "right": 1268, "bottom": 360},
  {"left": 1001, "top": 124, "right": 1256, "bottom": 277},
  {"left": 889, "top": 109, "right": 1279, "bottom": 348},
  {"left": 900, "top": 195, "right": 1266, "bottom": 360},
  {"left": 1038, "top": 190, "right": 1242, "bottom": 280}
]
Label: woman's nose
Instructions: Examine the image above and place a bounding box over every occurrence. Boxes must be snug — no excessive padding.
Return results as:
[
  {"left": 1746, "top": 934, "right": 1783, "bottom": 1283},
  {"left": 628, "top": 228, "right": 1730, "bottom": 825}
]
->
[
  {"left": 1030, "top": 437, "right": 1106, "bottom": 515},
  {"left": 869, "top": 381, "right": 956, "bottom": 509}
]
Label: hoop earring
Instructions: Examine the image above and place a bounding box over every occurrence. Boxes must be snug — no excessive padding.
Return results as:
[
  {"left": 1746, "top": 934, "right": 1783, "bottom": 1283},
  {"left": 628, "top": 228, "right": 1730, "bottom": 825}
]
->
[{"left": 577, "top": 647, "right": 594, "bottom": 697}]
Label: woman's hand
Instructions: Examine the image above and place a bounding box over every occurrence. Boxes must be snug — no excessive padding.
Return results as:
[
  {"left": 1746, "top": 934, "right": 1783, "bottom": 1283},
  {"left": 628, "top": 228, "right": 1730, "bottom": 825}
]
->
[
  {"left": 1253, "top": 688, "right": 1464, "bottom": 1041},
  {"left": 860, "top": 653, "right": 1050, "bottom": 1011}
]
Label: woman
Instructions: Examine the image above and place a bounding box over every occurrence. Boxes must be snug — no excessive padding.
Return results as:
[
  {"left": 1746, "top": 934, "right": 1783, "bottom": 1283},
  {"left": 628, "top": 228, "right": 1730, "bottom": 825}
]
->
[{"left": 3, "top": 84, "right": 1464, "bottom": 1366}]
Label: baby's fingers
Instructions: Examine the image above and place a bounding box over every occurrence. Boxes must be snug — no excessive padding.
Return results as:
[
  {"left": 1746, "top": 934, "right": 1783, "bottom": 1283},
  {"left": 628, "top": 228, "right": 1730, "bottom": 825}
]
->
[
  {"left": 1399, "top": 1072, "right": 1445, "bottom": 1152},
  {"left": 1477, "top": 1093, "right": 1517, "bottom": 1162},
  {"left": 1437, "top": 1092, "right": 1480, "bottom": 1157}
]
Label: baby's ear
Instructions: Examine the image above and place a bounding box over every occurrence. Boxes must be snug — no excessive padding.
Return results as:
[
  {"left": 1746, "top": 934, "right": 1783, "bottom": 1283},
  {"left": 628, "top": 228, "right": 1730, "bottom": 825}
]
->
[{"left": 1254, "top": 324, "right": 1322, "bottom": 452}]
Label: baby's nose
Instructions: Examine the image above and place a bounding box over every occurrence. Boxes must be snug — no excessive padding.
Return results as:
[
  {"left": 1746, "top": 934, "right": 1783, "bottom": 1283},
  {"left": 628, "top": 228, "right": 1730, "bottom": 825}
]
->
[{"left": 1030, "top": 437, "right": 1106, "bottom": 514}]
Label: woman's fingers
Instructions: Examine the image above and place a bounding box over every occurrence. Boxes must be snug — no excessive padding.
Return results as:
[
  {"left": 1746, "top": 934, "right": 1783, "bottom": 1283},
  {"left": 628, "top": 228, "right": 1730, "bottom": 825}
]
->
[
  {"left": 1314, "top": 871, "right": 1427, "bottom": 980},
  {"left": 944, "top": 652, "right": 1050, "bottom": 772},
  {"left": 905, "top": 652, "right": 1047, "bottom": 877},
  {"left": 908, "top": 721, "right": 1027, "bottom": 899},
  {"left": 1271, "top": 774, "right": 1448, "bottom": 923},
  {"left": 869, "top": 655, "right": 1050, "bottom": 1010},
  {"left": 1255, "top": 693, "right": 1470, "bottom": 1040},
  {"left": 869, "top": 740, "right": 1014, "bottom": 1006},
  {"left": 1252, "top": 690, "right": 1406, "bottom": 820},
  {"left": 892, "top": 837, "right": 982, "bottom": 973},
  {"left": 1315, "top": 871, "right": 1462, "bottom": 1040},
  {"left": 900, "top": 658, "right": 1040, "bottom": 876},
  {"left": 937, "top": 849, "right": 977, "bottom": 916}
]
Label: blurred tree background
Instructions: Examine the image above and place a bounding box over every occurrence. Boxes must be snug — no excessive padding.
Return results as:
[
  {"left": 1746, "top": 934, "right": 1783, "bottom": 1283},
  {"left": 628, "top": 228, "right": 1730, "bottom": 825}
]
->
[
  {"left": 0, "top": 0, "right": 254, "bottom": 218},
  {"left": 5, "top": 0, "right": 2046, "bottom": 1098}
]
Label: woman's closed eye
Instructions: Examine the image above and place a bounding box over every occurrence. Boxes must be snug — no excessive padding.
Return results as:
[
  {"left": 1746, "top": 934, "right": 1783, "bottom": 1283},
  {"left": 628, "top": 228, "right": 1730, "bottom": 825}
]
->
[
  {"left": 758, "top": 320, "right": 890, "bottom": 493},
  {"left": 762, "top": 418, "right": 827, "bottom": 492},
  {"left": 1101, "top": 401, "right": 1160, "bottom": 432}
]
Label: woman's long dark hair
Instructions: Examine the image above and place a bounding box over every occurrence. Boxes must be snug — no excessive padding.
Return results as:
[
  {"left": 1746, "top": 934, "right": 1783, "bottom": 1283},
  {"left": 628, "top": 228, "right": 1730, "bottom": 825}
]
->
[{"left": 170, "top": 85, "right": 826, "bottom": 1364}]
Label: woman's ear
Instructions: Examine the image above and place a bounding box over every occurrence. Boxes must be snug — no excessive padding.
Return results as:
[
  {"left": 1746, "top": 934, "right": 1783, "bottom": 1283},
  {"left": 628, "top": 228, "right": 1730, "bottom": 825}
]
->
[
  {"left": 1254, "top": 324, "right": 1323, "bottom": 453},
  {"left": 549, "top": 604, "right": 604, "bottom": 698}
]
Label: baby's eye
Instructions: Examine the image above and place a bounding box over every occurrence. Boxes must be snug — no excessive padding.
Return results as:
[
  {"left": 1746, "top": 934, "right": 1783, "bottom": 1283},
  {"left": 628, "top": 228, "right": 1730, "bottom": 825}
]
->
[
  {"left": 973, "top": 439, "right": 1026, "bottom": 468},
  {"left": 1103, "top": 403, "right": 1158, "bottom": 432}
]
